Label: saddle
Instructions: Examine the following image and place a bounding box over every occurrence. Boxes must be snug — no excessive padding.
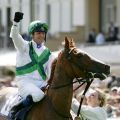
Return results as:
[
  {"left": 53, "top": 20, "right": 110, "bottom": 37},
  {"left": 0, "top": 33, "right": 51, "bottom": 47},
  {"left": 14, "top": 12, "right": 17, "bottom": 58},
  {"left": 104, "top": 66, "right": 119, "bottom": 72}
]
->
[{"left": 0, "top": 90, "right": 31, "bottom": 120}]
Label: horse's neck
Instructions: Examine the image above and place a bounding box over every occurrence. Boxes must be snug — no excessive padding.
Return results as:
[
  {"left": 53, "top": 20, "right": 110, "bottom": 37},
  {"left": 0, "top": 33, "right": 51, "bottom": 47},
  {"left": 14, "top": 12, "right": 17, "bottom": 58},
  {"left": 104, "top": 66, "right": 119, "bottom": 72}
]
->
[{"left": 48, "top": 65, "right": 73, "bottom": 115}]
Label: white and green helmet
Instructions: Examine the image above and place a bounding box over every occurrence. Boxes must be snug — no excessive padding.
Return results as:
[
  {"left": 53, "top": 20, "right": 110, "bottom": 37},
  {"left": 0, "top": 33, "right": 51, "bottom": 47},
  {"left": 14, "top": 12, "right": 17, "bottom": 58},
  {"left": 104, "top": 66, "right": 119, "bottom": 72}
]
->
[{"left": 28, "top": 20, "right": 48, "bottom": 34}]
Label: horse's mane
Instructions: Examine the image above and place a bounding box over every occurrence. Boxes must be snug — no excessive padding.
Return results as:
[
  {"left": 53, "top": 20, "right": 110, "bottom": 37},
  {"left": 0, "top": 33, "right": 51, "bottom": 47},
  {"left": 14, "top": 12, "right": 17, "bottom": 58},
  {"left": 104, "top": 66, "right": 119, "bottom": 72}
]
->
[{"left": 47, "top": 58, "right": 57, "bottom": 85}]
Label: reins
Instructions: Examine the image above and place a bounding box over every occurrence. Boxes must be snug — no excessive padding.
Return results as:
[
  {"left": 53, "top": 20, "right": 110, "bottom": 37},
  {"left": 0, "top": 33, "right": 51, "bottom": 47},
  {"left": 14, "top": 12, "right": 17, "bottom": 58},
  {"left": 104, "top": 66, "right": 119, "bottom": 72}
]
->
[
  {"left": 76, "top": 77, "right": 94, "bottom": 118},
  {"left": 48, "top": 76, "right": 94, "bottom": 119},
  {"left": 49, "top": 78, "right": 85, "bottom": 89}
]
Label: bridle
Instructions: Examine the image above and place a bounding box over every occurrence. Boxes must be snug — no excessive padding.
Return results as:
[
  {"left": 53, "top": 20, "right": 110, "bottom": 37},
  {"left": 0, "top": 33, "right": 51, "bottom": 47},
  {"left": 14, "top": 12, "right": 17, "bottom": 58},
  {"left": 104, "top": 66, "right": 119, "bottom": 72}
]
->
[
  {"left": 49, "top": 47, "right": 93, "bottom": 89},
  {"left": 49, "top": 48, "right": 87, "bottom": 89},
  {"left": 48, "top": 47, "right": 95, "bottom": 119}
]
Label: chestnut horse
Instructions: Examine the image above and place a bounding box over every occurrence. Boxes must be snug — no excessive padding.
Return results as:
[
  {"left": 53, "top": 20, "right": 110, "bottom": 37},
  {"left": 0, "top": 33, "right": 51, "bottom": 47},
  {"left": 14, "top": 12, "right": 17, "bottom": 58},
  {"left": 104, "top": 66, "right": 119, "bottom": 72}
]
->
[{"left": 0, "top": 37, "right": 110, "bottom": 120}]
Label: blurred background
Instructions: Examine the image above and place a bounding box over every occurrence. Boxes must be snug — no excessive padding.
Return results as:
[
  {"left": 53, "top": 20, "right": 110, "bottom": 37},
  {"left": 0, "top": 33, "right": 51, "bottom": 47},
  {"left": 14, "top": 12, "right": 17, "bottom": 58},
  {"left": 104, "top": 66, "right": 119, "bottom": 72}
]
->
[
  {"left": 0, "top": 0, "right": 120, "bottom": 119},
  {"left": 0, "top": 0, "right": 119, "bottom": 77}
]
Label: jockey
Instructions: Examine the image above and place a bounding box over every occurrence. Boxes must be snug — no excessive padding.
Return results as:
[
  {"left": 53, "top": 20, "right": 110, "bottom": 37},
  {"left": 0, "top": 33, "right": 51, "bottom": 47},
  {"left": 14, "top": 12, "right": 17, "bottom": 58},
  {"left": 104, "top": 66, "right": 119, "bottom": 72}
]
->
[{"left": 9, "top": 12, "right": 55, "bottom": 119}]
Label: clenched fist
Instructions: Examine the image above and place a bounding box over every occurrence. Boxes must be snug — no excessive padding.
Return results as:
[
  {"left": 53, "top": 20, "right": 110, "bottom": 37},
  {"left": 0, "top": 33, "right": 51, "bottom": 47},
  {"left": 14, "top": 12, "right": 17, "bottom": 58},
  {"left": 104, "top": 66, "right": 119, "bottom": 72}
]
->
[{"left": 14, "top": 12, "right": 24, "bottom": 22}]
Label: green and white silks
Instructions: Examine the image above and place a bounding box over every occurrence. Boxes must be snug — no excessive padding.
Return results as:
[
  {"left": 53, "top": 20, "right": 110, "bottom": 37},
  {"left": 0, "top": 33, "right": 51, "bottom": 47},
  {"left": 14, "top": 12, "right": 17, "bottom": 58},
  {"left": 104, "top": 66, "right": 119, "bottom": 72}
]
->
[{"left": 16, "top": 42, "right": 51, "bottom": 80}]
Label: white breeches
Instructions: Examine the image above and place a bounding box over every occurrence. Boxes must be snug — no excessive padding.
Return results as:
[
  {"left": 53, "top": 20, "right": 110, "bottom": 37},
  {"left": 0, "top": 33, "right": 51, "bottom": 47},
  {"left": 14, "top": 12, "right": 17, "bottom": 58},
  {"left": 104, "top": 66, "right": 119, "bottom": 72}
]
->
[{"left": 16, "top": 79, "right": 47, "bottom": 102}]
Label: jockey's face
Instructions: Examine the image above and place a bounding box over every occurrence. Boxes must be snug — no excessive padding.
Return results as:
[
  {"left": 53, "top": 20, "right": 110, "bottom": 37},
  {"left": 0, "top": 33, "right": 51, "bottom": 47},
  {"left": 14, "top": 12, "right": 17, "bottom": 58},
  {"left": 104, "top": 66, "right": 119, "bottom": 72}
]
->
[{"left": 32, "top": 32, "right": 45, "bottom": 44}]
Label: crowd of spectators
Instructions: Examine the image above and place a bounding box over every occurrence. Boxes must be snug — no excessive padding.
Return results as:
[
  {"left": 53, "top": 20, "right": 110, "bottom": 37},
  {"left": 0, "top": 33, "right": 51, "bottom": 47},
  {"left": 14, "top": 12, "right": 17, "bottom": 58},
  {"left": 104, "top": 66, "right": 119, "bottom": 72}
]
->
[
  {"left": 0, "top": 68, "right": 120, "bottom": 120},
  {"left": 87, "top": 22, "right": 119, "bottom": 45},
  {"left": 0, "top": 67, "right": 15, "bottom": 89}
]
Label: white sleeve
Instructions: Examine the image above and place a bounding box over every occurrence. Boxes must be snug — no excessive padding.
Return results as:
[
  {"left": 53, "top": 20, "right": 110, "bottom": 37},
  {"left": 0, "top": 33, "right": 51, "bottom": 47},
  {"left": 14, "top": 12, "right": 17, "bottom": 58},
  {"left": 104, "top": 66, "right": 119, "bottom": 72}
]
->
[
  {"left": 80, "top": 106, "right": 98, "bottom": 118},
  {"left": 71, "top": 98, "right": 107, "bottom": 120},
  {"left": 80, "top": 106, "right": 107, "bottom": 120},
  {"left": 10, "top": 21, "right": 27, "bottom": 52},
  {"left": 71, "top": 98, "right": 80, "bottom": 114}
]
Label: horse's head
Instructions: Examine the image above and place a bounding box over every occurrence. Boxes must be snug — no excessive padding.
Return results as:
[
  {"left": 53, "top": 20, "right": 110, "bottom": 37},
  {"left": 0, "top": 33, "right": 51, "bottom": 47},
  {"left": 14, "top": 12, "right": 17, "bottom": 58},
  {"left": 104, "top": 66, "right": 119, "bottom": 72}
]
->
[{"left": 59, "top": 37, "right": 110, "bottom": 80}]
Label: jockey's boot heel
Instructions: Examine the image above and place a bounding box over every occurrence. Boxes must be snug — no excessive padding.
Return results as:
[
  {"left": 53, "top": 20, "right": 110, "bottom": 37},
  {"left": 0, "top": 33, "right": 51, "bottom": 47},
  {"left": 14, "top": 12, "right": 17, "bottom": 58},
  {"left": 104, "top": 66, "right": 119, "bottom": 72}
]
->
[{"left": 9, "top": 95, "right": 33, "bottom": 119}]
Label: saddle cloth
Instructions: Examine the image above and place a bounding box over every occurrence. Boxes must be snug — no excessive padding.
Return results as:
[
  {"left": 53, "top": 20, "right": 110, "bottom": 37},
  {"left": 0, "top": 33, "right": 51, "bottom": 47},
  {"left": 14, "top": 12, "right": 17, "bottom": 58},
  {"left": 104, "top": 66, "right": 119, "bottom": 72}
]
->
[
  {"left": 1, "top": 88, "right": 22, "bottom": 116},
  {"left": 0, "top": 88, "right": 33, "bottom": 120}
]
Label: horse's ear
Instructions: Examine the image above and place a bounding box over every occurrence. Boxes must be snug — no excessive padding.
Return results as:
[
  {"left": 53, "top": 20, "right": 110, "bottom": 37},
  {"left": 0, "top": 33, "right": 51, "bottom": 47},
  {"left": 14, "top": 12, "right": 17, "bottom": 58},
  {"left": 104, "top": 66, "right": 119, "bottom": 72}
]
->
[
  {"left": 70, "top": 38, "right": 75, "bottom": 47},
  {"left": 64, "top": 36, "right": 70, "bottom": 49}
]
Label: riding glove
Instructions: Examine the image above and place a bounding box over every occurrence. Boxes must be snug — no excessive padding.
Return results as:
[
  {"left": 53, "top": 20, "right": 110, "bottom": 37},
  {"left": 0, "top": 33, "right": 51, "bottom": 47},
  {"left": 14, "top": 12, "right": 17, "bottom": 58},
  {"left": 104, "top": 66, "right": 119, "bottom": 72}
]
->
[{"left": 14, "top": 12, "right": 24, "bottom": 22}]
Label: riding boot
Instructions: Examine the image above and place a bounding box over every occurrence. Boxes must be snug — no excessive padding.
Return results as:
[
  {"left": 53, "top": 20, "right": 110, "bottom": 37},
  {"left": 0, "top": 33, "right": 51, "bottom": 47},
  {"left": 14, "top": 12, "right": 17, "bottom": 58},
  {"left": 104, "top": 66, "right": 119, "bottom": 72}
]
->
[{"left": 9, "top": 95, "right": 33, "bottom": 119}]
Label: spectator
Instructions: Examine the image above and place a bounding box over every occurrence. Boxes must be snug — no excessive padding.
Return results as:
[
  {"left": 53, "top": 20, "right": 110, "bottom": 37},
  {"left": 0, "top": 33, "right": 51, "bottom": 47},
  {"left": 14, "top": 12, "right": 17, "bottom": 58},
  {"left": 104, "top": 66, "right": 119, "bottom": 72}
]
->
[
  {"left": 110, "top": 86, "right": 118, "bottom": 96},
  {"left": 107, "top": 75, "right": 117, "bottom": 88},
  {"left": 87, "top": 28, "right": 96, "bottom": 43},
  {"left": 95, "top": 31, "right": 105, "bottom": 45},
  {"left": 107, "top": 22, "right": 119, "bottom": 42},
  {"left": 117, "top": 87, "right": 120, "bottom": 95},
  {"left": 106, "top": 95, "right": 120, "bottom": 118},
  {"left": 71, "top": 89, "right": 107, "bottom": 120},
  {"left": 0, "top": 76, "right": 14, "bottom": 88},
  {"left": 0, "top": 67, "right": 15, "bottom": 88}
]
